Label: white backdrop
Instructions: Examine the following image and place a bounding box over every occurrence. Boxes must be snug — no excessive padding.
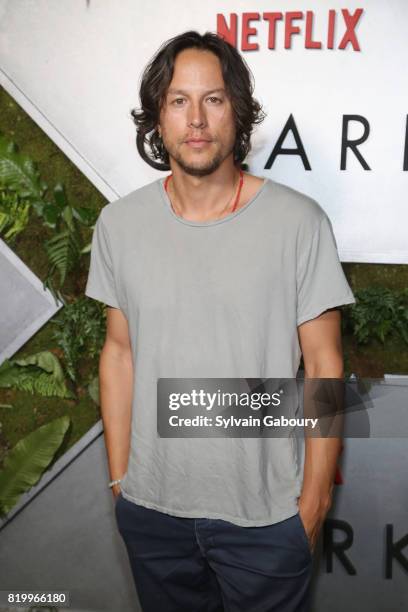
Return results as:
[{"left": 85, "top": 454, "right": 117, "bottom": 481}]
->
[{"left": 0, "top": 0, "right": 407, "bottom": 262}]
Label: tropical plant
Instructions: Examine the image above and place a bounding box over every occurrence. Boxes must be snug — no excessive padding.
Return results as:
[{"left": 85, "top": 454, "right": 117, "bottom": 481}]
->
[
  {"left": 0, "top": 188, "right": 31, "bottom": 242},
  {"left": 42, "top": 183, "right": 98, "bottom": 302},
  {"left": 0, "top": 132, "right": 99, "bottom": 305},
  {"left": 0, "top": 415, "right": 70, "bottom": 516},
  {"left": 0, "top": 131, "right": 47, "bottom": 213},
  {"left": 50, "top": 297, "right": 106, "bottom": 383},
  {"left": 342, "top": 287, "right": 408, "bottom": 345},
  {"left": 0, "top": 351, "right": 74, "bottom": 399}
]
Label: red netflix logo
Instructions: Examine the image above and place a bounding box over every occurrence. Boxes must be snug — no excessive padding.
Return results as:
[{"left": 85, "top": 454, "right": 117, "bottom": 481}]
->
[{"left": 217, "top": 9, "right": 364, "bottom": 51}]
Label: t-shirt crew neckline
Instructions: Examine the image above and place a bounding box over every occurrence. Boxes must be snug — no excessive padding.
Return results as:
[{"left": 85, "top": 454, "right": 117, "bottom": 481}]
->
[{"left": 158, "top": 175, "right": 269, "bottom": 227}]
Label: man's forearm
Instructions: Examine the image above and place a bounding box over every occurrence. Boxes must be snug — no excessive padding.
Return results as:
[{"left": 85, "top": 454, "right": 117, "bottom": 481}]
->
[
  {"left": 99, "top": 344, "right": 133, "bottom": 484},
  {"left": 299, "top": 354, "right": 344, "bottom": 514},
  {"left": 300, "top": 436, "right": 342, "bottom": 514}
]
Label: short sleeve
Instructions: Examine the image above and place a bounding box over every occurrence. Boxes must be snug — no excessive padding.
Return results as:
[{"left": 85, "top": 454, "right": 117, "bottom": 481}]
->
[
  {"left": 84, "top": 209, "right": 120, "bottom": 309},
  {"left": 296, "top": 213, "right": 356, "bottom": 326}
]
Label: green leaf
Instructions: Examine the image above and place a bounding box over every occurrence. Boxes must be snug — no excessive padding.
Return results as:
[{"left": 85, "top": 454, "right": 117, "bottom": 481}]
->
[
  {"left": 0, "top": 132, "right": 46, "bottom": 203},
  {"left": 87, "top": 375, "right": 100, "bottom": 405},
  {"left": 0, "top": 416, "right": 70, "bottom": 516},
  {"left": 53, "top": 183, "right": 67, "bottom": 208},
  {"left": 45, "top": 229, "right": 81, "bottom": 286},
  {"left": 80, "top": 240, "right": 92, "bottom": 254},
  {"left": 61, "top": 205, "right": 75, "bottom": 231},
  {"left": 0, "top": 189, "right": 31, "bottom": 241},
  {"left": 42, "top": 202, "right": 60, "bottom": 228},
  {"left": 0, "top": 351, "right": 74, "bottom": 399},
  {"left": 73, "top": 206, "right": 98, "bottom": 226}
]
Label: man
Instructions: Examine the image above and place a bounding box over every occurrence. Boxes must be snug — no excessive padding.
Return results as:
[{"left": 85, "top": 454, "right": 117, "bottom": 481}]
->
[{"left": 85, "top": 30, "right": 355, "bottom": 612}]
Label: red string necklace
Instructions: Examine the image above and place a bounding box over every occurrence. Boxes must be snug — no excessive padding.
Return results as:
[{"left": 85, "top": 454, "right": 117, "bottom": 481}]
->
[{"left": 164, "top": 169, "right": 244, "bottom": 218}]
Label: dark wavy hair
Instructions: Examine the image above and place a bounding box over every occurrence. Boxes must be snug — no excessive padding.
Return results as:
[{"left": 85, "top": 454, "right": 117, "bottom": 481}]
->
[{"left": 131, "top": 30, "right": 266, "bottom": 171}]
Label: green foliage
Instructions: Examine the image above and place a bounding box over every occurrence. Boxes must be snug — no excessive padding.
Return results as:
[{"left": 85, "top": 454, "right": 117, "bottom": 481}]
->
[
  {"left": 50, "top": 297, "right": 106, "bottom": 383},
  {"left": 0, "top": 123, "right": 105, "bottom": 516},
  {"left": 0, "top": 131, "right": 47, "bottom": 212},
  {"left": 87, "top": 375, "right": 100, "bottom": 406},
  {"left": 0, "top": 132, "right": 98, "bottom": 304},
  {"left": 0, "top": 188, "right": 31, "bottom": 241},
  {"left": 0, "top": 130, "right": 47, "bottom": 243},
  {"left": 42, "top": 182, "right": 98, "bottom": 303},
  {"left": 45, "top": 226, "right": 82, "bottom": 288},
  {"left": 0, "top": 415, "right": 70, "bottom": 516},
  {"left": 0, "top": 351, "right": 74, "bottom": 399},
  {"left": 342, "top": 287, "right": 408, "bottom": 345}
]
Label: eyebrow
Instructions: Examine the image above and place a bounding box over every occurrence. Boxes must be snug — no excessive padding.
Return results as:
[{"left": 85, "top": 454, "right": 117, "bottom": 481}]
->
[{"left": 166, "top": 88, "right": 226, "bottom": 96}]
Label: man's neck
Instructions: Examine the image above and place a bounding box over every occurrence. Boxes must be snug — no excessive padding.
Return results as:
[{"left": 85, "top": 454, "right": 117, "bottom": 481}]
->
[{"left": 167, "top": 163, "right": 241, "bottom": 222}]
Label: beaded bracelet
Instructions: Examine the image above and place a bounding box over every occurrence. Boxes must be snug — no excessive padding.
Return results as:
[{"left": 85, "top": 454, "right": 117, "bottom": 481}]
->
[{"left": 108, "top": 478, "right": 122, "bottom": 489}]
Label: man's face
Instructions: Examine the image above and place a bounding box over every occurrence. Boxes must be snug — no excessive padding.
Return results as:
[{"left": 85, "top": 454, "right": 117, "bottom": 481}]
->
[{"left": 158, "top": 48, "right": 236, "bottom": 177}]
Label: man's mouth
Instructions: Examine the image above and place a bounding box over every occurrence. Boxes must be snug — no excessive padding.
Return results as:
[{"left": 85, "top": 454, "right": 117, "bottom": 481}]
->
[{"left": 185, "top": 138, "right": 212, "bottom": 148}]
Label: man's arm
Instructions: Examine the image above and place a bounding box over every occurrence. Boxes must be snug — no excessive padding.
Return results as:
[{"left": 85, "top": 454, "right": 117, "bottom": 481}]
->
[
  {"left": 99, "top": 306, "right": 134, "bottom": 499},
  {"left": 297, "top": 307, "right": 344, "bottom": 551}
]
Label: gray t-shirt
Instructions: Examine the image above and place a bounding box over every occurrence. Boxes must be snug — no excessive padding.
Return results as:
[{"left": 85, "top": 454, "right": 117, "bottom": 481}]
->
[{"left": 85, "top": 175, "right": 356, "bottom": 527}]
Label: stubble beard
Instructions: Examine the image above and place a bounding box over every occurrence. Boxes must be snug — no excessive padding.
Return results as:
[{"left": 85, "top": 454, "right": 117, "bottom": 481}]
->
[{"left": 165, "top": 140, "right": 235, "bottom": 177}]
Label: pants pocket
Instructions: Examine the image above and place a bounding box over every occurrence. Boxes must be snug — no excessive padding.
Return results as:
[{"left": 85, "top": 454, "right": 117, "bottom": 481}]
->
[
  {"left": 295, "top": 512, "right": 313, "bottom": 561},
  {"left": 114, "top": 491, "right": 123, "bottom": 522}
]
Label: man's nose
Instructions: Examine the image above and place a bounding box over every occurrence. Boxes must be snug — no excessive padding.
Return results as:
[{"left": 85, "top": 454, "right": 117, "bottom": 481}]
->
[{"left": 188, "top": 101, "right": 207, "bottom": 128}]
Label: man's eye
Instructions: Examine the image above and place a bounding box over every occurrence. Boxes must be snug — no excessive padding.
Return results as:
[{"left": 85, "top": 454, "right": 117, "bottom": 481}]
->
[
  {"left": 172, "top": 98, "right": 185, "bottom": 105},
  {"left": 207, "top": 96, "right": 222, "bottom": 104}
]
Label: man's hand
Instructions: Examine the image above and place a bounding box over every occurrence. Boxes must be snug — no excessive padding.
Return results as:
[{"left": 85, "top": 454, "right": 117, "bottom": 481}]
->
[
  {"left": 112, "top": 483, "right": 121, "bottom": 500},
  {"left": 298, "top": 494, "right": 331, "bottom": 553}
]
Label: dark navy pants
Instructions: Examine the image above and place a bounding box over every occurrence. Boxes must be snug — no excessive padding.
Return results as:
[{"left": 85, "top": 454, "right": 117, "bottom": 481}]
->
[{"left": 115, "top": 492, "right": 313, "bottom": 612}]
